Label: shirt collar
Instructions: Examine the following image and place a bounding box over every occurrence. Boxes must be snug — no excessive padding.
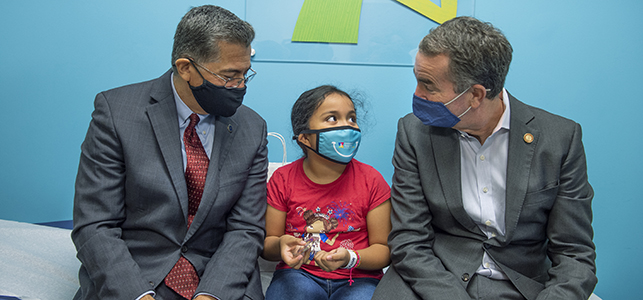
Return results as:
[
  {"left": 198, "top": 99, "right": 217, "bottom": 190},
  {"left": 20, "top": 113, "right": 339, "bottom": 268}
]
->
[{"left": 492, "top": 88, "right": 511, "bottom": 134}]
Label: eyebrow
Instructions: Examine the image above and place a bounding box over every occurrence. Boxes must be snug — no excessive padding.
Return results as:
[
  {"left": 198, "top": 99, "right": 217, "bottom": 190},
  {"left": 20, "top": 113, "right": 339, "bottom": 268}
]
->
[
  {"left": 413, "top": 67, "right": 433, "bottom": 84},
  {"left": 417, "top": 76, "right": 436, "bottom": 89},
  {"left": 320, "top": 110, "right": 356, "bottom": 116},
  {"left": 219, "top": 66, "right": 251, "bottom": 76}
]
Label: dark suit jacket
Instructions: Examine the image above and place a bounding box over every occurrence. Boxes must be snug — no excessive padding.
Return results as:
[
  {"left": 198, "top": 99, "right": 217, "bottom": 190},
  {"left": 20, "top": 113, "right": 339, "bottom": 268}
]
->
[
  {"left": 374, "top": 94, "right": 596, "bottom": 300},
  {"left": 72, "top": 70, "right": 267, "bottom": 300}
]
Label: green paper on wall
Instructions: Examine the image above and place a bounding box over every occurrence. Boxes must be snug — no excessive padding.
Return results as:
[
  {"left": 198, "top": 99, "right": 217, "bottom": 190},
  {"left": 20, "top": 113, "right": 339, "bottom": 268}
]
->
[{"left": 292, "top": 0, "right": 363, "bottom": 44}]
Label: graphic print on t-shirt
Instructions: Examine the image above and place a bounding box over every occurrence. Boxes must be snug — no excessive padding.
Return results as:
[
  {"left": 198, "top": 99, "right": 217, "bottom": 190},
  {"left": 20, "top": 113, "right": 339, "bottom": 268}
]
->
[{"left": 291, "top": 201, "right": 361, "bottom": 262}]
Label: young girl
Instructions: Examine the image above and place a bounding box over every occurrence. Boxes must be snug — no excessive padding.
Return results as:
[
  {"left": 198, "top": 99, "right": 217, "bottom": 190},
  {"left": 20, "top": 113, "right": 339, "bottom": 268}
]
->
[{"left": 262, "top": 85, "right": 391, "bottom": 300}]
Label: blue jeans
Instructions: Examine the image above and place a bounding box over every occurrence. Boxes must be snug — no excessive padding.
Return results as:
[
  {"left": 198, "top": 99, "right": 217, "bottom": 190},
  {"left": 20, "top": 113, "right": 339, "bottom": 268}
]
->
[{"left": 265, "top": 268, "right": 379, "bottom": 300}]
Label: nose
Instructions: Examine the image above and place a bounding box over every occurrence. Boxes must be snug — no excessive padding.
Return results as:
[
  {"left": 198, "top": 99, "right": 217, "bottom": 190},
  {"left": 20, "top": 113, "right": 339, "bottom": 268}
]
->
[
  {"left": 338, "top": 119, "right": 359, "bottom": 129},
  {"left": 414, "top": 85, "right": 425, "bottom": 99},
  {"left": 235, "top": 81, "right": 246, "bottom": 89}
]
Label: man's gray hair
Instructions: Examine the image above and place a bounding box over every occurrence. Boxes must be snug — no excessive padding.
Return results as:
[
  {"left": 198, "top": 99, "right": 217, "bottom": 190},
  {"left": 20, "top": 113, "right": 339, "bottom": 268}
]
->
[
  {"left": 419, "top": 16, "right": 512, "bottom": 99},
  {"left": 171, "top": 5, "right": 255, "bottom": 71}
]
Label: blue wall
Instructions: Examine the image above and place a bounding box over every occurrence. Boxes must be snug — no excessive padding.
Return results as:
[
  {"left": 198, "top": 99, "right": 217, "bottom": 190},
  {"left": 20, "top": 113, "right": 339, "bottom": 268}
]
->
[{"left": 0, "top": 0, "right": 640, "bottom": 298}]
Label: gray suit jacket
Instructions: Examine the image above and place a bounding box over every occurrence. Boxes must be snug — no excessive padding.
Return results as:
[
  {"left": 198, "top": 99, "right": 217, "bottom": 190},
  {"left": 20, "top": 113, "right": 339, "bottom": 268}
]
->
[
  {"left": 72, "top": 70, "right": 267, "bottom": 300},
  {"left": 374, "top": 94, "right": 596, "bottom": 300}
]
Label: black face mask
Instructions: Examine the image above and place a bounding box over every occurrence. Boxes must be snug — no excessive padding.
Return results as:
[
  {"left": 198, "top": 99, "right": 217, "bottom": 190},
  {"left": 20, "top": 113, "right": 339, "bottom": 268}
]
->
[
  {"left": 189, "top": 79, "right": 245, "bottom": 117},
  {"left": 188, "top": 60, "right": 246, "bottom": 117}
]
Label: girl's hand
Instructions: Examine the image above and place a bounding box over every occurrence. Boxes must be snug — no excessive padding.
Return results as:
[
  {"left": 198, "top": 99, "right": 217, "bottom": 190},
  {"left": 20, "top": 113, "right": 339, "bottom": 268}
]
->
[
  {"left": 314, "top": 247, "right": 350, "bottom": 272},
  {"left": 279, "top": 235, "right": 310, "bottom": 269}
]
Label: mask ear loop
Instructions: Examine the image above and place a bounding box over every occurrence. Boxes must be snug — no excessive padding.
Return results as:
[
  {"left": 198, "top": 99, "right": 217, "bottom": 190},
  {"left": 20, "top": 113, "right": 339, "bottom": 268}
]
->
[
  {"left": 444, "top": 87, "right": 471, "bottom": 106},
  {"left": 293, "top": 131, "right": 314, "bottom": 150},
  {"left": 450, "top": 87, "right": 493, "bottom": 118},
  {"left": 457, "top": 107, "right": 472, "bottom": 118},
  {"left": 293, "top": 131, "right": 317, "bottom": 162},
  {"left": 186, "top": 58, "right": 206, "bottom": 88}
]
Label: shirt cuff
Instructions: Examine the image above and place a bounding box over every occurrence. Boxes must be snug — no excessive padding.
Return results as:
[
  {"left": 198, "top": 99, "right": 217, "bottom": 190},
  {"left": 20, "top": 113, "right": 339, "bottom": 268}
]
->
[
  {"left": 194, "top": 292, "right": 220, "bottom": 300},
  {"left": 135, "top": 291, "right": 155, "bottom": 300}
]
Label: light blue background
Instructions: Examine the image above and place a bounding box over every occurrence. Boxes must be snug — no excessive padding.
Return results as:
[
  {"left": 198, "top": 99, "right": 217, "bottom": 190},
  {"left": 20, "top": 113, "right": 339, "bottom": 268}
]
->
[{"left": 0, "top": 0, "right": 640, "bottom": 298}]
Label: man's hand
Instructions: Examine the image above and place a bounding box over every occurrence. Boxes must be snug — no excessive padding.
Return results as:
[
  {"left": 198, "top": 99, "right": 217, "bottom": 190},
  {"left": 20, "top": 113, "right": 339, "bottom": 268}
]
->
[
  {"left": 314, "top": 248, "right": 350, "bottom": 272},
  {"left": 194, "top": 295, "right": 216, "bottom": 300},
  {"left": 279, "top": 235, "right": 310, "bottom": 269},
  {"left": 141, "top": 295, "right": 155, "bottom": 300}
]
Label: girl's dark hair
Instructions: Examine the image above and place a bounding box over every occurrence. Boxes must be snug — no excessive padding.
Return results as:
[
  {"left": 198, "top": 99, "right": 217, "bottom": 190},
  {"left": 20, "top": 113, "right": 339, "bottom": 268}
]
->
[
  {"left": 303, "top": 210, "right": 339, "bottom": 232},
  {"left": 291, "top": 85, "right": 363, "bottom": 155}
]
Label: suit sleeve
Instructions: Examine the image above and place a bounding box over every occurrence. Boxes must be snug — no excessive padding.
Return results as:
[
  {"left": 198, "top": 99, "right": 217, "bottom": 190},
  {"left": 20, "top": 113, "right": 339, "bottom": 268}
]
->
[
  {"left": 388, "top": 117, "right": 472, "bottom": 299},
  {"left": 536, "top": 123, "right": 597, "bottom": 299},
  {"left": 197, "top": 119, "right": 268, "bottom": 300},
  {"left": 72, "top": 93, "right": 152, "bottom": 300}
]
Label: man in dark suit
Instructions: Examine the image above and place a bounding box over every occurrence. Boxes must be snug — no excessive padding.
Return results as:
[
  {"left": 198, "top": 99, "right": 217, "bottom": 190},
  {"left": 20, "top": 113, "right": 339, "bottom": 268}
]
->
[
  {"left": 373, "top": 17, "right": 596, "bottom": 300},
  {"left": 72, "top": 5, "right": 267, "bottom": 300}
]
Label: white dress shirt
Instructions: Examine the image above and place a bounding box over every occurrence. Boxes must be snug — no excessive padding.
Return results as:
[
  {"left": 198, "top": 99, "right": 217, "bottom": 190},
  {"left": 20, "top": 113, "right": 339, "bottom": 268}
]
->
[{"left": 459, "top": 88, "right": 511, "bottom": 280}]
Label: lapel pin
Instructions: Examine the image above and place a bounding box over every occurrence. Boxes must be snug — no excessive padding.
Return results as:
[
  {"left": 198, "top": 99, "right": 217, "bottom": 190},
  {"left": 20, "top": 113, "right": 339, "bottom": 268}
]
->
[
  {"left": 523, "top": 133, "right": 534, "bottom": 144},
  {"left": 227, "top": 124, "right": 233, "bottom": 133}
]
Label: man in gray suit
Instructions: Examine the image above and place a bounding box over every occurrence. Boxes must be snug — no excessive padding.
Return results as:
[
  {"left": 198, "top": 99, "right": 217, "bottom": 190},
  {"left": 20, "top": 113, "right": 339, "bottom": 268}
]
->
[
  {"left": 72, "top": 5, "right": 266, "bottom": 300},
  {"left": 373, "top": 17, "right": 596, "bottom": 300}
]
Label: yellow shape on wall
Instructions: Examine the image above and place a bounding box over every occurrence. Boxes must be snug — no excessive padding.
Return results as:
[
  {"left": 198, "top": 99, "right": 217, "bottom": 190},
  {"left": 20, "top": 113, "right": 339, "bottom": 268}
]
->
[{"left": 396, "top": 0, "right": 458, "bottom": 24}]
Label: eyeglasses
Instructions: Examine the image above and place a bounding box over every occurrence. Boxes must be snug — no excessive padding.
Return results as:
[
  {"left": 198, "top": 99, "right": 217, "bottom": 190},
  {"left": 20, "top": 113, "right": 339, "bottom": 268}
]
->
[{"left": 188, "top": 58, "right": 256, "bottom": 89}]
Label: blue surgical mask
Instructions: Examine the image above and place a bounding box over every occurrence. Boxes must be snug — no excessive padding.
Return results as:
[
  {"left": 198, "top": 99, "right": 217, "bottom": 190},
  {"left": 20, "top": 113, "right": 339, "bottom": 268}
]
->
[
  {"left": 299, "top": 126, "right": 361, "bottom": 164},
  {"left": 412, "top": 88, "right": 471, "bottom": 128}
]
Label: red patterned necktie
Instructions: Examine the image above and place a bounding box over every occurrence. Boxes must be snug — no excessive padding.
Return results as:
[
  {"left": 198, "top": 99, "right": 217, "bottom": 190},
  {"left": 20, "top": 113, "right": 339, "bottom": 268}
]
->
[{"left": 165, "top": 113, "right": 209, "bottom": 299}]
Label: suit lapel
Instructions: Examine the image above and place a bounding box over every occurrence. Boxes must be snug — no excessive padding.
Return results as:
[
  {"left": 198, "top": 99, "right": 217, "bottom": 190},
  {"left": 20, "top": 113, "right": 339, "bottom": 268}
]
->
[
  {"left": 431, "top": 127, "right": 482, "bottom": 234},
  {"left": 501, "top": 95, "right": 538, "bottom": 244},
  {"left": 185, "top": 115, "right": 238, "bottom": 240},
  {"left": 146, "top": 71, "right": 189, "bottom": 223}
]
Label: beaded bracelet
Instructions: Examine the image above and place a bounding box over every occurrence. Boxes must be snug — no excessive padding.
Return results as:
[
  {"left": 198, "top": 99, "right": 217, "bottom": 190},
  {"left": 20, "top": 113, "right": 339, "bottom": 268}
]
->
[
  {"left": 342, "top": 250, "right": 361, "bottom": 286},
  {"left": 355, "top": 251, "right": 361, "bottom": 268}
]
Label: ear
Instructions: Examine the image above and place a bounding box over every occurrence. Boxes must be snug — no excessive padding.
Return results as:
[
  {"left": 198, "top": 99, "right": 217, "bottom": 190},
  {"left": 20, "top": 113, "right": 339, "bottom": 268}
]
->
[
  {"left": 174, "top": 58, "right": 196, "bottom": 84},
  {"left": 469, "top": 84, "right": 488, "bottom": 109},
  {"left": 297, "top": 133, "right": 313, "bottom": 149}
]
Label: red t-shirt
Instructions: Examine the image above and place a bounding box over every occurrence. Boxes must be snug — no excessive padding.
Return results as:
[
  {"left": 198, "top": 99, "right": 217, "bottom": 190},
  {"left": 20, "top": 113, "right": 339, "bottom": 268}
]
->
[{"left": 267, "top": 158, "right": 391, "bottom": 280}]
